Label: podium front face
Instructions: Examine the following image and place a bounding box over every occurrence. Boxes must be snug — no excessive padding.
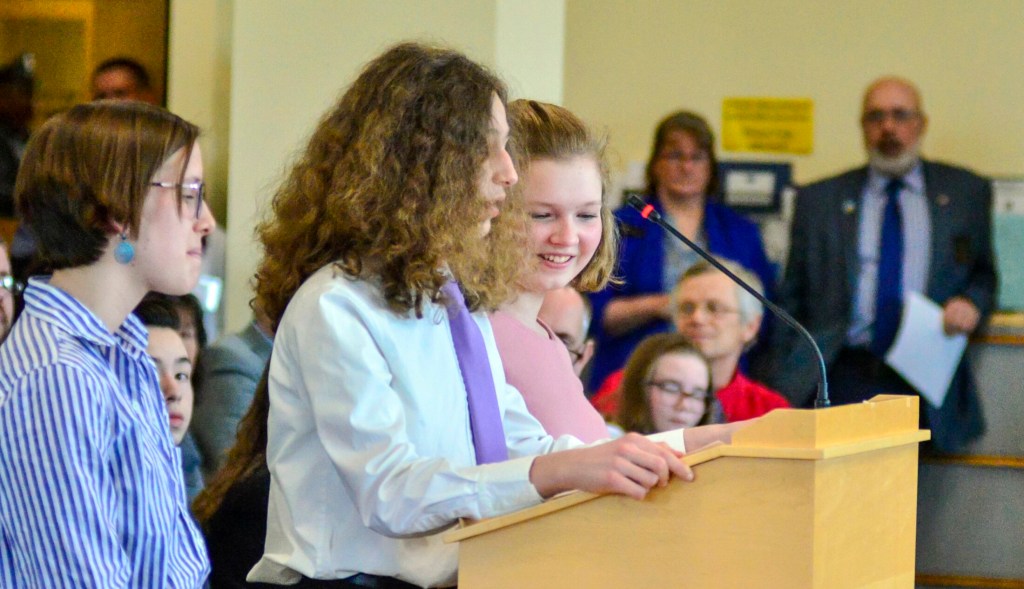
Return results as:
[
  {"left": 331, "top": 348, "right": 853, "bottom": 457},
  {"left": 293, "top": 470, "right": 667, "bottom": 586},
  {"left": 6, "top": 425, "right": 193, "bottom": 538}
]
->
[{"left": 453, "top": 396, "right": 928, "bottom": 589}]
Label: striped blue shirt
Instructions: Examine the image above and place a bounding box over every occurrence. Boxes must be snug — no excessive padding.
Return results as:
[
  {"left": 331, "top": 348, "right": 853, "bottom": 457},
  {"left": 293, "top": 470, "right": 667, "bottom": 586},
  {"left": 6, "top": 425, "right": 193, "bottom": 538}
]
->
[
  {"left": 848, "top": 163, "right": 932, "bottom": 346},
  {"left": 0, "top": 279, "right": 209, "bottom": 588}
]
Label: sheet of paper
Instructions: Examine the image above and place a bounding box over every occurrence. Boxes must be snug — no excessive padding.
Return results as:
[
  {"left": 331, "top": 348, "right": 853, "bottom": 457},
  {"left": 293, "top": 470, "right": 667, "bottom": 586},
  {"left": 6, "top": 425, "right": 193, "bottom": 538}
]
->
[{"left": 885, "top": 292, "right": 967, "bottom": 407}]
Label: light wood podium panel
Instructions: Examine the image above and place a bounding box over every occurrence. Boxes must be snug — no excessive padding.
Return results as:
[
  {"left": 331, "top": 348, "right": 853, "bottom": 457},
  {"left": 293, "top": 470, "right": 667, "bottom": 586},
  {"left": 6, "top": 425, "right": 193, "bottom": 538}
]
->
[{"left": 445, "top": 395, "right": 930, "bottom": 589}]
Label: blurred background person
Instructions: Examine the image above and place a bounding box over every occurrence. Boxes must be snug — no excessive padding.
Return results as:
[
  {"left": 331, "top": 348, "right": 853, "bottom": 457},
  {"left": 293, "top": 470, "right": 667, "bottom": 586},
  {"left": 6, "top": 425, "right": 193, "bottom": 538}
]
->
[
  {"left": 91, "top": 56, "right": 157, "bottom": 104},
  {"left": 588, "top": 110, "right": 775, "bottom": 394},
  {"left": 0, "top": 54, "right": 34, "bottom": 218},
  {"left": 538, "top": 286, "right": 595, "bottom": 378},
  {"left": 616, "top": 333, "right": 714, "bottom": 434},
  {"left": 192, "top": 309, "right": 274, "bottom": 478}
]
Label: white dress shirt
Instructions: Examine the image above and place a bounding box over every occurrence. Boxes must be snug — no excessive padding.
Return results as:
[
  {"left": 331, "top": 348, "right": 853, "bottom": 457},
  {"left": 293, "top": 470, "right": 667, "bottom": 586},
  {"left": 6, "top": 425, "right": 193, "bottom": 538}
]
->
[{"left": 248, "top": 265, "right": 584, "bottom": 588}]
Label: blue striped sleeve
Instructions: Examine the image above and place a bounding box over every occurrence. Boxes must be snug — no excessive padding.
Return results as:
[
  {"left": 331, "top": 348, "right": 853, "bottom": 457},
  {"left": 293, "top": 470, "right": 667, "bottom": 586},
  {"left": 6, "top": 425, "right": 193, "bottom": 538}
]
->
[{"left": 0, "top": 365, "right": 131, "bottom": 588}]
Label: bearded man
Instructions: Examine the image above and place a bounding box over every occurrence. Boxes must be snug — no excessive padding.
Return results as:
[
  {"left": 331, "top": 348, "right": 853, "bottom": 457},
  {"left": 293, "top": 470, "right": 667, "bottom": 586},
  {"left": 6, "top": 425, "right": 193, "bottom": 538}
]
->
[{"left": 773, "top": 76, "right": 996, "bottom": 452}]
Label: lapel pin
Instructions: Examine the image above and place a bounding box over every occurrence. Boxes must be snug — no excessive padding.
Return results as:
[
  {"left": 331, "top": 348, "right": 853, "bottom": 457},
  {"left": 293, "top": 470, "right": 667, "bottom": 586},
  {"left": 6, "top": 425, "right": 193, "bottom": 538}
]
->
[
  {"left": 842, "top": 199, "right": 856, "bottom": 214},
  {"left": 937, "top": 194, "right": 951, "bottom": 206}
]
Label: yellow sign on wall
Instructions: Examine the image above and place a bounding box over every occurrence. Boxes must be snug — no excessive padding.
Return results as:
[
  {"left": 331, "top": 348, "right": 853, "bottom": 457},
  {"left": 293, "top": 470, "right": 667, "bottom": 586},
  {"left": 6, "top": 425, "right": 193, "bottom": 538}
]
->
[{"left": 722, "top": 98, "right": 814, "bottom": 154}]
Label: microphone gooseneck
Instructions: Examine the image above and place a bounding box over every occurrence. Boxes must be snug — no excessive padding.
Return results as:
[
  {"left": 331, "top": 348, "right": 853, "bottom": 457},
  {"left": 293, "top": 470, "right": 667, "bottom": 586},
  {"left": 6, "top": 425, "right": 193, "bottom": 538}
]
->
[{"left": 626, "top": 195, "right": 830, "bottom": 408}]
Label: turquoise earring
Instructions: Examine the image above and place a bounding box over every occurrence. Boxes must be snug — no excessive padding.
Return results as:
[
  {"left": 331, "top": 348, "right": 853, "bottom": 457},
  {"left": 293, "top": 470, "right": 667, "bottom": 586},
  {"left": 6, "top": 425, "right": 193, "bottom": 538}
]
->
[{"left": 114, "top": 232, "right": 135, "bottom": 264}]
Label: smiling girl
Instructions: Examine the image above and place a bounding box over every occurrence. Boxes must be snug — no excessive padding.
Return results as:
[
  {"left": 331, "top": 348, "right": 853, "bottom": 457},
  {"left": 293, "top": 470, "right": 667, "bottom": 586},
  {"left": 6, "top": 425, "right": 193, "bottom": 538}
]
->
[
  {"left": 490, "top": 100, "right": 616, "bottom": 443},
  {"left": 0, "top": 101, "right": 213, "bottom": 586}
]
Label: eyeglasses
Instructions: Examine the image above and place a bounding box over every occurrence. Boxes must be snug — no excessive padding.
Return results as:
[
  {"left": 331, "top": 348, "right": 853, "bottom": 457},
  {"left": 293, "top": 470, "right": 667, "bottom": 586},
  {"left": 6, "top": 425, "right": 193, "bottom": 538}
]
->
[
  {"left": 658, "top": 150, "right": 709, "bottom": 165},
  {"left": 862, "top": 109, "right": 921, "bottom": 125},
  {"left": 645, "top": 379, "right": 708, "bottom": 401},
  {"left": 555, "top": 333, "right": 586, "bottom": 365},
  {"left": 1, "top": 274, "right": 24, "bottom": 296},
  {"left": 150, "top": 181, "right": 205, "bottom": 219},
  {"left": 676, "top": 300, "right": 738, "bottom": 319}
]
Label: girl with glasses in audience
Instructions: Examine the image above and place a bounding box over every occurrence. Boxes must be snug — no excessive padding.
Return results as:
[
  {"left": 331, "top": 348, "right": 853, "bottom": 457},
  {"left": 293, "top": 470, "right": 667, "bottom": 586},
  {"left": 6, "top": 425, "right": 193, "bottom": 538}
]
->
[
  {"left": 489, "top": 100, "right": 616, "bottom": 443},
  {"left": 0, "top": 101, "right": 214, "bottom": 587},
  {"left": 617, "top": 333, "right": 714, "bottom": 434}
]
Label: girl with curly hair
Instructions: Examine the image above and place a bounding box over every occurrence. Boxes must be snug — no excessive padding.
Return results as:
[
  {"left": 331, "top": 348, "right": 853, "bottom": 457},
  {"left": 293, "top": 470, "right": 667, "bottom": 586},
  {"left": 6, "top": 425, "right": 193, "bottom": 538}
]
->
[{"left": 247, "top": 43, "right": 708, "bottom": 589}]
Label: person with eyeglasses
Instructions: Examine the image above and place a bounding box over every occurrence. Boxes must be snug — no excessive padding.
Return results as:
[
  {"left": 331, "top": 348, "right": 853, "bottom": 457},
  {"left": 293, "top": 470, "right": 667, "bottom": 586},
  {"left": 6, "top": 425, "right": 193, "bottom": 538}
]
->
[
  {"left": 538, "top": 286, "right": 596, "bottom": 378},
  {"left": 775, "top": 76, "right": 995, "bottom": 453},
  {"left": 616, "top": 333, "right": 714, "bottom": 434},
  {"left": 592, "top": 260, "right": 789, "bottom": 423},
  {"left": 0, "top": 101, "right": 214, "bottom": 587},
  {"left": 587, "top": 110, "right": 776, "bottom": 397},
  {"left": 0, "top": 236, "right": 17, "bottom": 341}
]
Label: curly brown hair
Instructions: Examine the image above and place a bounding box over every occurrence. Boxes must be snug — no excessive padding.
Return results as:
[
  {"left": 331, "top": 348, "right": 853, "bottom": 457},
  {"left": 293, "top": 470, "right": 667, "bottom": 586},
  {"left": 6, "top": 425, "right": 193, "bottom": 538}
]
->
[
  {"left": 617, "top": 332, "right": 713, "bottom": 434},
  {"left": 254, "top": 43, "right": 526, "bottom": 328},
  {"left": 506, "top": 99, "right": 618, "bottom": 293}
]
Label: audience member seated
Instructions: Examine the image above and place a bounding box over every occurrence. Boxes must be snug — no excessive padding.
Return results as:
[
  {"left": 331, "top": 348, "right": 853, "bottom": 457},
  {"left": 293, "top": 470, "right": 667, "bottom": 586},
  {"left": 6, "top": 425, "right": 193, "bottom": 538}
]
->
[
  {"left": 192, "top": 311, "right": 274, "bottom": 478},
  {"left": 587, "top": 110, "right": 775, "bottom": 394},
  {"left": 192, "top": 367, "right": 278, "bottom": 589},
  {"left": 489, "top": 99, "right": 614, "bottom": 443},
  {"left": 134, "top": 297, "right": 204, "bottom": 500},
  {"left": 143, "top": 292, "right": 209, "bottom": 499},
  {"left": 538, "top": 286, "right": 595, "bottom": 378},
  {"left": 616, "top": 333, "right": 713, "bottom": 434},
  {"left": 593, "top": 260, "right": 790, "bottom": 421}
]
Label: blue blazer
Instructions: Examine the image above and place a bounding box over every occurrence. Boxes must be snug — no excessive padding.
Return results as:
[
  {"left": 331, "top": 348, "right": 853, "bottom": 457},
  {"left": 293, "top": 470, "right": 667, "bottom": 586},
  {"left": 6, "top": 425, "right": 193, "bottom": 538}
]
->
[
  {"left": 587, "top": 197, "right": 776, "bottom": 392},
  {"left": 774, "top": 160, "right": 995, "bottom": 451}
]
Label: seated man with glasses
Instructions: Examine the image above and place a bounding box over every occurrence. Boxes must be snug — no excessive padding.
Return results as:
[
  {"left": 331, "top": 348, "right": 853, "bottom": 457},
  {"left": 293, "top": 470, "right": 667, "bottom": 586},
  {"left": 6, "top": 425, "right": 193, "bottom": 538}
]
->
[
  {"left": 773, "top": 76, "right": 994, "bottom": 453},
  {"left": 593, "top": 259, "right": 789, "bottom": 422}
]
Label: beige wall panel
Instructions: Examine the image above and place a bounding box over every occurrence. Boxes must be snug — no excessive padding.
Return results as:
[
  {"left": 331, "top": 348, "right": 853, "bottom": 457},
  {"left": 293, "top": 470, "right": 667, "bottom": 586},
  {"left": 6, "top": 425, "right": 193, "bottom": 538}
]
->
[
  {"left": 564, "top": 0, "right": 1024, "bottom": 187},
  {"left": 222, "top": 0, "right": 498, "bottom": 330}
]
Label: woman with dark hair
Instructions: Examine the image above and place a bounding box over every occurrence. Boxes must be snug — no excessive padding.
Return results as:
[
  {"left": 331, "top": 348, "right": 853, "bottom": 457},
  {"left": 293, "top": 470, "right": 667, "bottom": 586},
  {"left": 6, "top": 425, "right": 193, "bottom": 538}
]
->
[
  {"left": 247, "top": 43, "right": 723, "bottom": 588},
  {"left": 617, "top": 333, "right": 714, "bottom": 434},
  {"left": 588, "top": 111, "right": 775, "bottom": 392},
  {"left": 0, "top": 101, "right": 213, "bottom": 586}
]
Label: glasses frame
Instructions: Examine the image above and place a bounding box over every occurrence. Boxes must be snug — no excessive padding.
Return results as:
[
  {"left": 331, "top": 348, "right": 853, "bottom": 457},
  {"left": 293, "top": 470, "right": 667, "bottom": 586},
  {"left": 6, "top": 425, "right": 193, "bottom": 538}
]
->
[
  {"left": 150, "top": 180, "right": 205, "bottom": 219},
  {"left": 861, "top": 108, "right": 922, "bottom": 126},
  {"left": 644, "top": 379, "right": 708, "bottom": 402},
  {"left": 1, "top": 274, "right": 24, "bottom": 296}
]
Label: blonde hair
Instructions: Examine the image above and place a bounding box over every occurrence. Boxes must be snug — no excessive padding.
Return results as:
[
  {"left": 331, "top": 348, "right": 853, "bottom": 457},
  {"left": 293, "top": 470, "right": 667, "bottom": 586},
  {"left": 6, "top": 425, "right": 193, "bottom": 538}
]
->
[
  {"left": 254, "top": 43, "right": 526, "bottom": 327},
  {"left": 506, "top": 99, "right": 617, "bottom": 292}
]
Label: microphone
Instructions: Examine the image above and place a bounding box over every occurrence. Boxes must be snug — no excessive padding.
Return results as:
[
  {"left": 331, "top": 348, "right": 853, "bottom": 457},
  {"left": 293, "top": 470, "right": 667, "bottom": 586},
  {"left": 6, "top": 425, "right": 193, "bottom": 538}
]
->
[{"left": 626, "top": 195, "right": 830, "bottom": 408}]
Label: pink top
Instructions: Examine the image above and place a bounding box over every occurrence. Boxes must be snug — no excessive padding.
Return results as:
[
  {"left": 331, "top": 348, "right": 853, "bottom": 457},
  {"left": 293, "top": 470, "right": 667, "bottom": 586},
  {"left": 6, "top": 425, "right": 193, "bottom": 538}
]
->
[{"left": 490, "top": 311, "right": 609, "bottom": 443}]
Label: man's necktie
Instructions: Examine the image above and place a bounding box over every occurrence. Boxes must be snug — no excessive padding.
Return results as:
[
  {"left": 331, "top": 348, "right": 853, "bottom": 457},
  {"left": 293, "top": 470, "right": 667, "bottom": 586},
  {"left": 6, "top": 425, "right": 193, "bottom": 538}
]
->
[
  {"left": 441, "top": 281, "right": 508, "bottom": 464},
  {"left": 871, "top": 177, "right": 905, "bottom": 356}
]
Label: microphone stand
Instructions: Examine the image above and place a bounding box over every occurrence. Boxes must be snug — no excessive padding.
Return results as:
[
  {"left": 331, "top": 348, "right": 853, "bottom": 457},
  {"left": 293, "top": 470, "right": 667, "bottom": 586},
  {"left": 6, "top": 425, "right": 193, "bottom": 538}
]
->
[{"left": 626, "top": 195, "right": 830, "bottom": 408}]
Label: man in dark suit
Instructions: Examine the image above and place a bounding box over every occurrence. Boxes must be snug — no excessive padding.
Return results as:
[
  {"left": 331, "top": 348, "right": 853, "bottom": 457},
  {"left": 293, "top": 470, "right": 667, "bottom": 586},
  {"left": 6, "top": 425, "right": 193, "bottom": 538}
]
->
[{"left": 775, "top": 77, "right": 995, "bottom": 452}]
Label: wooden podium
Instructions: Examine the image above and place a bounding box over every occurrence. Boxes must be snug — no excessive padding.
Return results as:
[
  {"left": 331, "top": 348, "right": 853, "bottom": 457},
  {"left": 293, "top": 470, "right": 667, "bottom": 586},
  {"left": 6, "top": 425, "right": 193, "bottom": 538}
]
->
[{"left": 444, "top": 395, "right": 931, "bottom": 588}]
